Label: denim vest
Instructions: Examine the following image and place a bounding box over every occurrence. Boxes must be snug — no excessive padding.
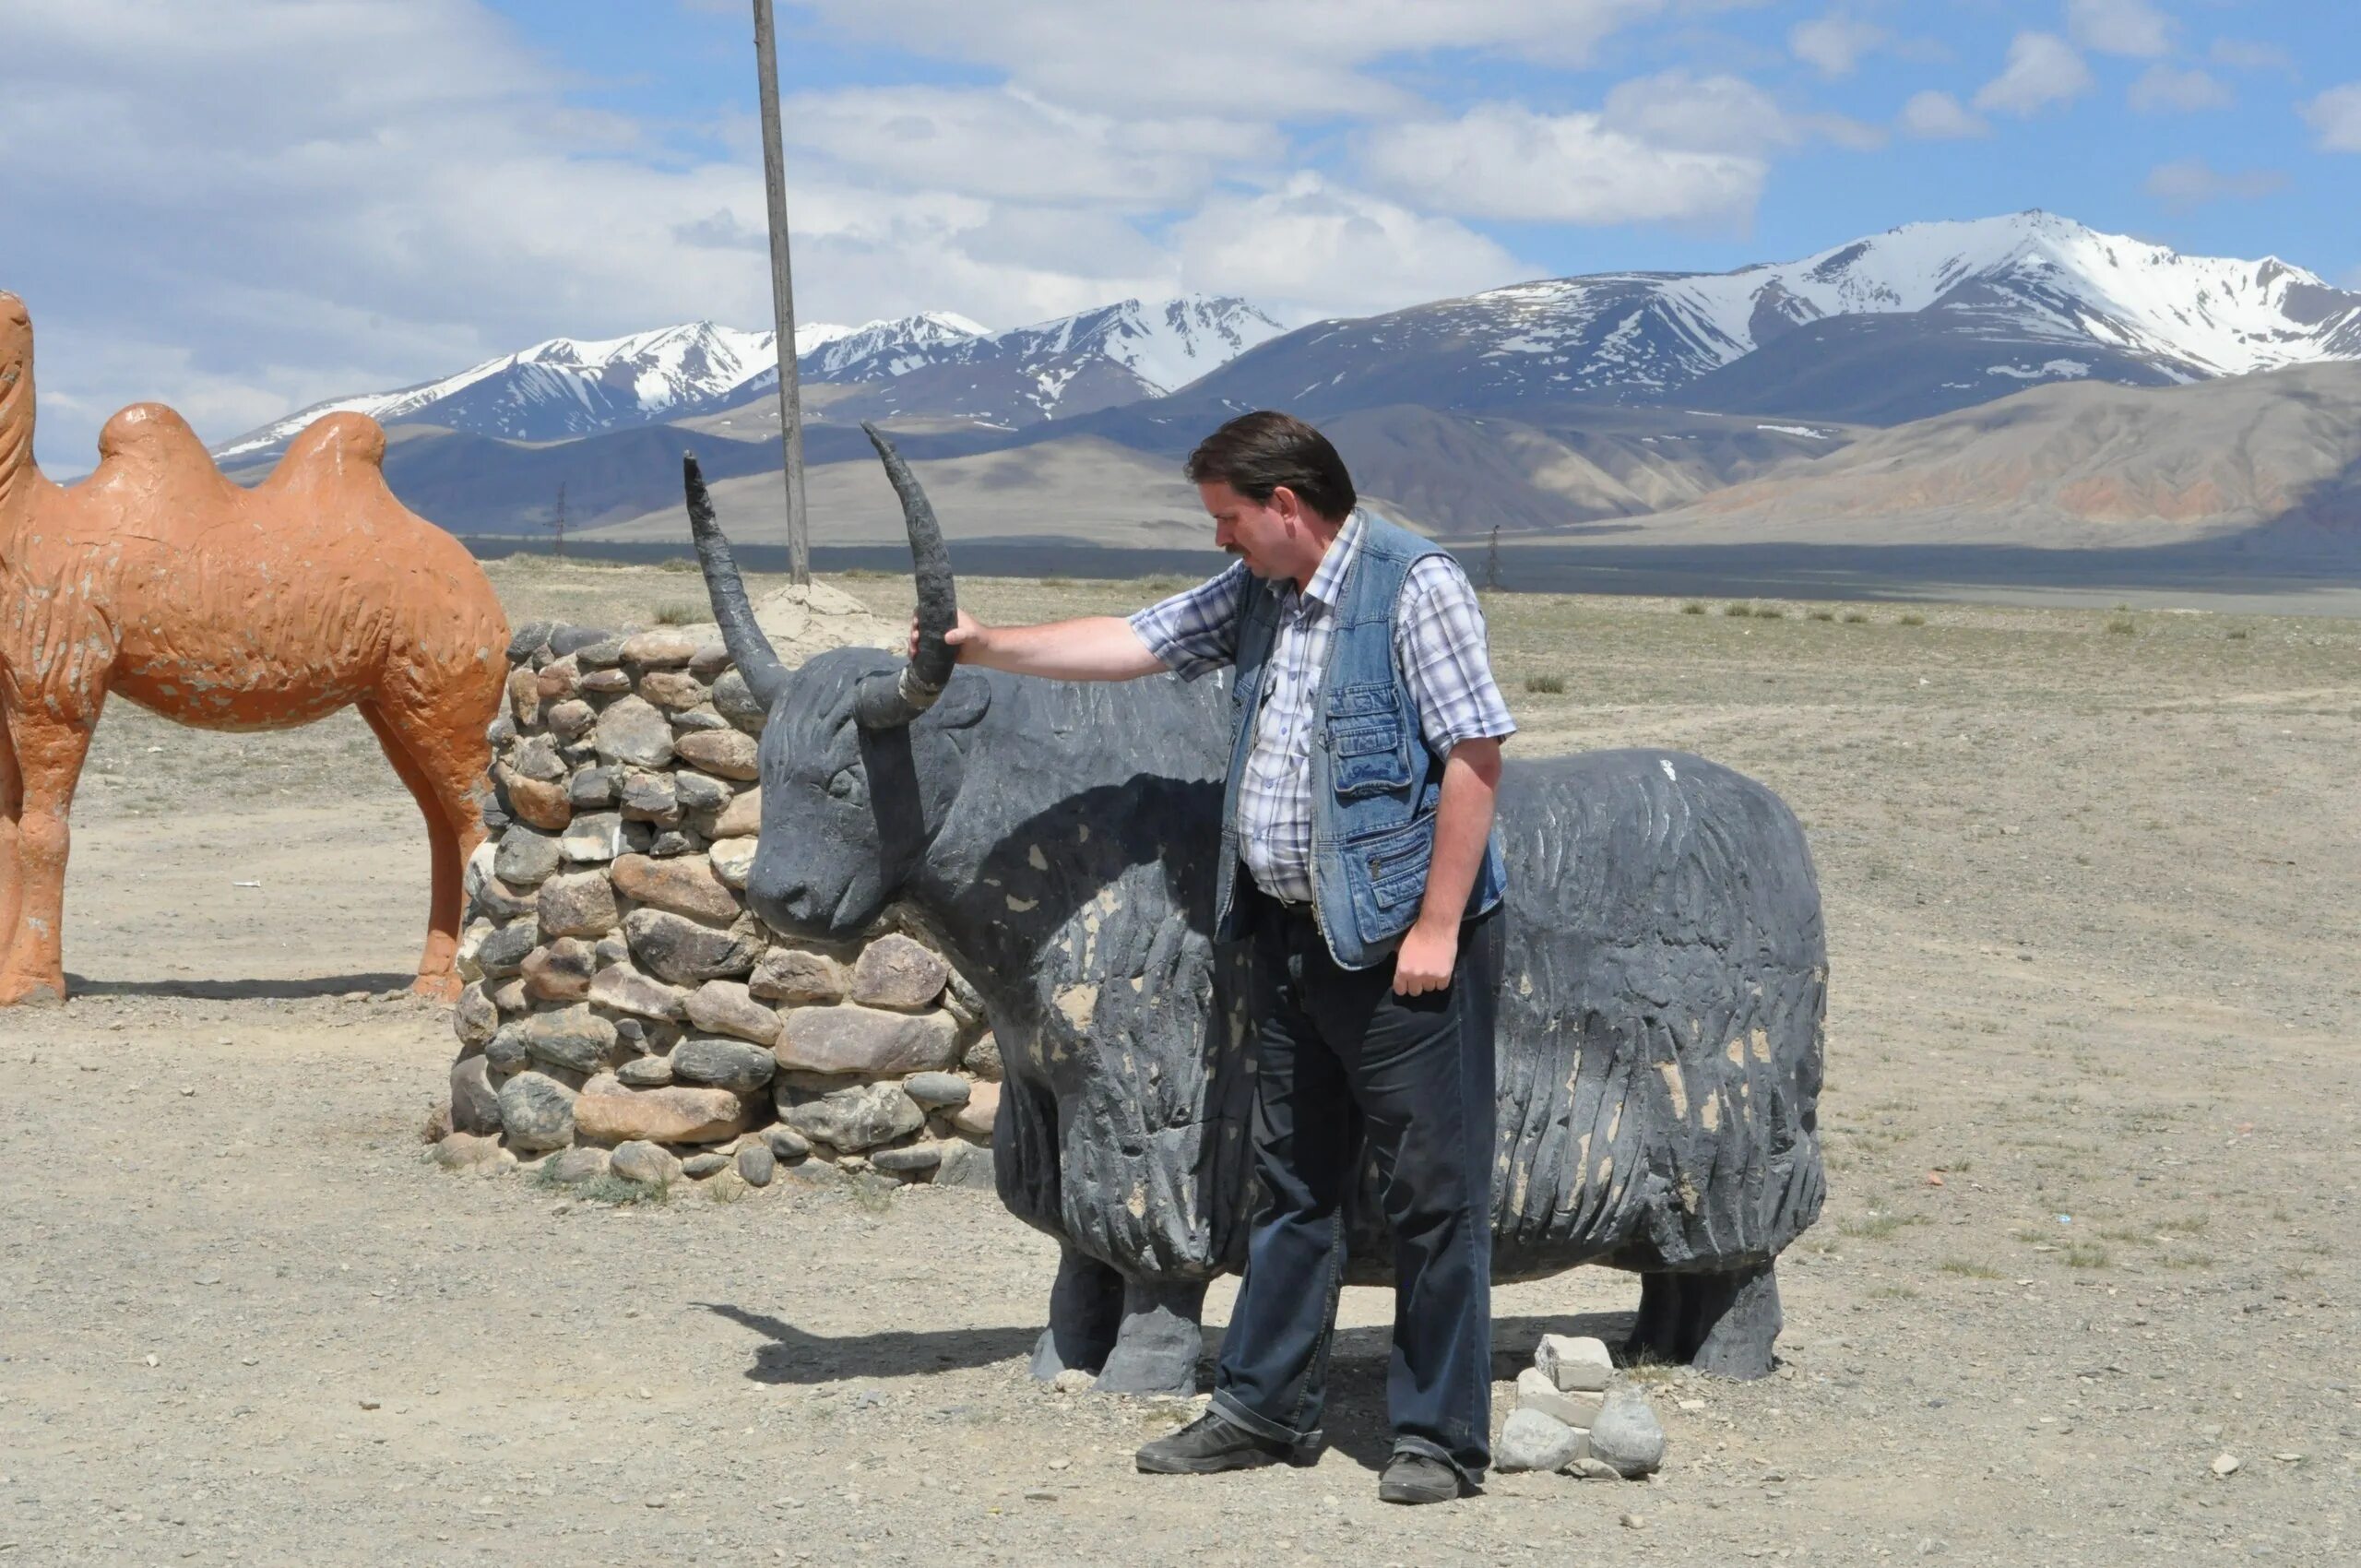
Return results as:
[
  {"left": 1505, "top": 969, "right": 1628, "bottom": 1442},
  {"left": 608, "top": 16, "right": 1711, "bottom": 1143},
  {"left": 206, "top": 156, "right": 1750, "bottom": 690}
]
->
[{"left": 1213, "top": 512, "right": 1509, "bottom": 969}]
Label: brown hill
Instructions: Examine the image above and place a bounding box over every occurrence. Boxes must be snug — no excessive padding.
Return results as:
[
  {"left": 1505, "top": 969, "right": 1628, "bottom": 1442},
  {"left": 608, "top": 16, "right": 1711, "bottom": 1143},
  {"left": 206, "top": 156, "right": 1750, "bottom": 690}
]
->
[{"left": 1619, "top": 362, "right": 2361, "bottom": 548}]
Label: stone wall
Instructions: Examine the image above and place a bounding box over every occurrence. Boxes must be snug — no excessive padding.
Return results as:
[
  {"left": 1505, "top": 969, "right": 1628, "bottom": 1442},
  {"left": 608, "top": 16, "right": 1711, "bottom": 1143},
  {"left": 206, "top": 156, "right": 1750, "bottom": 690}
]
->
[{"left": 433, "top": 619, "right": 1000, "bottom": 1196}]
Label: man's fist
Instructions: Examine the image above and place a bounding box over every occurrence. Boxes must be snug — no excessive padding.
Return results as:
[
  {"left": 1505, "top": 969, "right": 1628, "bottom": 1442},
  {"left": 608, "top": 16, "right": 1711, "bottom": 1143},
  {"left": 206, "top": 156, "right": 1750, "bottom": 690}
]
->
[{"left": 910, "top": 609, "right": 982, "bottom": 661}]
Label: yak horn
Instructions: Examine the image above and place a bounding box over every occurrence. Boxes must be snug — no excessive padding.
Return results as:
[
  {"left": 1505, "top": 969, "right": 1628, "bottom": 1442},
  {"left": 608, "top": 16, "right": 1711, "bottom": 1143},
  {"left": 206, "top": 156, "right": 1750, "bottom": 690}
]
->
[
  {"left": 852, "top": 421, "right": 960, "bottom": 729},
  {"left": 682, "top": 453, "right": 789, "bottom": 706}
]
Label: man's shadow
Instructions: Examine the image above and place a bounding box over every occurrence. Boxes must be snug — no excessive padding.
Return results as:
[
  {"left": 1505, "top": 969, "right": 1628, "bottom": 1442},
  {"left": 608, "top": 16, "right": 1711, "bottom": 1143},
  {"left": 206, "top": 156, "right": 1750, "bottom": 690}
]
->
[
  {"left": 698, "top": 1301, "right": 1043, "bottom": 1384},
  {"left": 65, "top": 970, "right": 417, "bottom": 1001},
  {"left": 700, "top": 1301, "right": 1635, "bottom": 1473}
]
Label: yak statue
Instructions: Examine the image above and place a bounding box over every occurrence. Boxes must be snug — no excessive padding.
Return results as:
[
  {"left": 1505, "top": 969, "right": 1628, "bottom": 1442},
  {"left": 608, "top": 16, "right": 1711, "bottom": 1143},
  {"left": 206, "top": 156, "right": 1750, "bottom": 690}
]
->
[{"left": 684, "top": 430, "right": 1825, "bottom": 1394}]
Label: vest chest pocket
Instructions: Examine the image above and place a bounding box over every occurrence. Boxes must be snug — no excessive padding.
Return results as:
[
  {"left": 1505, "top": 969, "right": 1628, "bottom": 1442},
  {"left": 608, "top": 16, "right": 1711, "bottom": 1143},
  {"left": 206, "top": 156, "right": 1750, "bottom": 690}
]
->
[{"left": 1326, "top": 683, "right": 1413, "bottom": 798}]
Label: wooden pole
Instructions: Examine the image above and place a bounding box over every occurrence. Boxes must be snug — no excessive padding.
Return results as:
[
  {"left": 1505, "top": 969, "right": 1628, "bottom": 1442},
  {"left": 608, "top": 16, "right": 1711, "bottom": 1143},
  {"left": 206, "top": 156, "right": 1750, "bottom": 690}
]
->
[{"left": 752, "top": 0, "right": 810, "bottom": 586}]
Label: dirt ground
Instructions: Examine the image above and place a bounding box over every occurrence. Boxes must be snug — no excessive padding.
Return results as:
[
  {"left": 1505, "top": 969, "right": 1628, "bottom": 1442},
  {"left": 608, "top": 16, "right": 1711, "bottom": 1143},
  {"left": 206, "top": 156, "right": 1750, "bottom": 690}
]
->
[{"left": 4, "top": 559, "right": 2356, "bottom": 1566}]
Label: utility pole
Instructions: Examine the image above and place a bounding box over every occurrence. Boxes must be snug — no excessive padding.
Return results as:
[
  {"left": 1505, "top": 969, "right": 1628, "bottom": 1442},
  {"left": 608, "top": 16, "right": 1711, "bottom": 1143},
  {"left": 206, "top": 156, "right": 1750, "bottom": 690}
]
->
[
  {"left": 752, "top": 0, "right": 811, "bottom": 586},
  {"left": 1484, "top": 525, "right": 1501, "bottom": 593},
  {"left": 549, "top": 481, "right": 568, "bottom": 558}
]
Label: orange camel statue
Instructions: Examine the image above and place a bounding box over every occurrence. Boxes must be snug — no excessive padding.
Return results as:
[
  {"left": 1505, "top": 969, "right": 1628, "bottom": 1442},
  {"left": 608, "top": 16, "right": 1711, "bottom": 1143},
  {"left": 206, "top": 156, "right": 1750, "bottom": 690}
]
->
[{"left": 0, "top": 291, "right": 509, "bottom": 1004}]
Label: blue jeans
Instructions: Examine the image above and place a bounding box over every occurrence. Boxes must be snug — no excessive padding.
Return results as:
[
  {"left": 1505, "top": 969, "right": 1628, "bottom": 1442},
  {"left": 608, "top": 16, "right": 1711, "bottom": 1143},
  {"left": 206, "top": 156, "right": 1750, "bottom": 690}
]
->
[{"left": 1210, "top": 889, "right": 1501, "bottom": 1480}]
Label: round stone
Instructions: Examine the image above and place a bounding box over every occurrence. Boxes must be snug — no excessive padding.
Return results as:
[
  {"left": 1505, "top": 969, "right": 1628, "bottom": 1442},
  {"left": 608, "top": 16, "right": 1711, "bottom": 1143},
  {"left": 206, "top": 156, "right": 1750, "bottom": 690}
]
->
[
  {"left": 737, "top": 1143, "right": 777, "bottom": 1186},
  {"left": 493, "top": 828, "right": 563, "bottom": 888},
  {"left": 609, "top": 1139, "right": 681, "bottom": 1187},
  {"left": 670, "top": 1034, "right": 777, "bottom": 1094},
  {"left": 850, "top": 934, "right": 950, "bottom": 1010},
  {"left": 1587, "top": 1387, "right": 1667, "bottom": 1478},
  {"left": 592, "top": 695, "right": 676, "bottom": 768},
  {"left": 903, "top": 1071, "right": 970, "bottom": 1109},
  {"left": 496, "top": 1071, "right": 576, "bottom": 1152}
]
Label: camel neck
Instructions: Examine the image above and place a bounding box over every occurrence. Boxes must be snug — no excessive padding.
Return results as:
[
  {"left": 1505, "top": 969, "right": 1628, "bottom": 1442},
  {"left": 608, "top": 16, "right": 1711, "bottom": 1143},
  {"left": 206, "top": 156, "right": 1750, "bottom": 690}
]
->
[{"left": 0, "top": 374, "right": 31, "bottom": 526}]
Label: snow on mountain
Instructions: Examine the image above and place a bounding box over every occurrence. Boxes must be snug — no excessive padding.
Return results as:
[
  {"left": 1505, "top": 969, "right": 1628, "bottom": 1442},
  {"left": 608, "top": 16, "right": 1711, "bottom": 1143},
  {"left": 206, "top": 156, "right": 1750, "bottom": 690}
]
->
[
  {"left": 1187, "top": 212, "right": 2361, "bottom": 425},
  {"left": 991, "top": 297, "right": 1287, "bottom": 399},
  {"left": 215, "top": 319, "right": 855, "bottom": 458},
  {"left": 216, "top": 296, "right": 1287, "bottom": 457},
  {"left": 809, "top": 296, "right": 1288, "bottom": 427},
  {"left": 798, "top": 312, "right": 991, "bottom": 382}
]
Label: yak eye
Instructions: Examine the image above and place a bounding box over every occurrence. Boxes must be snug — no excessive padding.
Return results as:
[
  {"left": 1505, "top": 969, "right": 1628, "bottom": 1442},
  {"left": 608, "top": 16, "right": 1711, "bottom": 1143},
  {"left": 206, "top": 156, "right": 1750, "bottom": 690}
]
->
[{"left": 826, "top": 765, "right": 868, "bottom": 805}]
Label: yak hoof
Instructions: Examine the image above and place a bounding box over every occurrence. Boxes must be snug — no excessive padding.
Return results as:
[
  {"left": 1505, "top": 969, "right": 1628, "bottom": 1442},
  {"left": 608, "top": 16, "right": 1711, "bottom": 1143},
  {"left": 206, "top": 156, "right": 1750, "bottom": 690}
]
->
[
  {"left": 1091, "top": 1277, "right": 1208, "bottom": 1397},
  {"left": 1028, "top": 1244, "right": 1123, "bottom": 1383},
  {"left": 1626, "top": 1261, "right": 1783, "bottom": 1381}
]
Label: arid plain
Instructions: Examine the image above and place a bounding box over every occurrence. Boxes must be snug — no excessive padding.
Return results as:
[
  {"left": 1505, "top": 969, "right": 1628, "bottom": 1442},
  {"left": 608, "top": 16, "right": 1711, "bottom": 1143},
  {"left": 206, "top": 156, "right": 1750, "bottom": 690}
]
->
[{"left": 3, "top": 557, "right": 2355, "bottom": 1566}]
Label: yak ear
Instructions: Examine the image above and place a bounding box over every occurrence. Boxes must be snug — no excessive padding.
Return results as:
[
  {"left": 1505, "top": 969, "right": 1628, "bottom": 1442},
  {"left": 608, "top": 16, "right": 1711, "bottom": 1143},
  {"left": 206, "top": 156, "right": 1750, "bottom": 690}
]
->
[{"left": 918, "top": 668, "right": 991, "bottom": 731}]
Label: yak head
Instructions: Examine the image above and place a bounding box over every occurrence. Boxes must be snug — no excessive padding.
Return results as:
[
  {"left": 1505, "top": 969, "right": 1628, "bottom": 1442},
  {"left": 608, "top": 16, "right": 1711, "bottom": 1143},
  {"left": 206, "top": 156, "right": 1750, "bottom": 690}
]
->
[{"left": 683, "top": 426, "right": 990, "bottom": 941}]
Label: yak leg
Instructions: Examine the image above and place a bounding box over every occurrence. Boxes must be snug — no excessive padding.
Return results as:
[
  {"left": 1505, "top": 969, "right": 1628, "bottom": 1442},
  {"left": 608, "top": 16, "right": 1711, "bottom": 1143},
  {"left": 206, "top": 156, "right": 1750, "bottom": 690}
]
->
[
  {"left": 1028, "top": 1244, "right": 1124, "bottom": 1382},
  {"left": 1092, "top": 1277, "right": 1209, "bottom": 1396},
  {"left": 0, "top": 703, "right": 98, "bottom": 1005},
  {"left": 359, "top": 691, "right": 492, "bottom": 1003},
  {"left": 1626, "top": 1261, "right": 1782, "bottom": 1381}
]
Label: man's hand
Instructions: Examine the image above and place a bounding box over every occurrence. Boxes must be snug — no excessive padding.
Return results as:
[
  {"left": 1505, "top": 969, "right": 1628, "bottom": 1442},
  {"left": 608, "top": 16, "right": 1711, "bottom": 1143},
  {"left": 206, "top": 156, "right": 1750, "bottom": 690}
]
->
[
  {"left": 1393, "top": 916, "right": 1458, "bottom": 997},
  {"left": 911, "top": 608, "right": 983, "bottom": 662},
  {"left": 905, "top": 611, "right": 1168, "bottom": 682}
]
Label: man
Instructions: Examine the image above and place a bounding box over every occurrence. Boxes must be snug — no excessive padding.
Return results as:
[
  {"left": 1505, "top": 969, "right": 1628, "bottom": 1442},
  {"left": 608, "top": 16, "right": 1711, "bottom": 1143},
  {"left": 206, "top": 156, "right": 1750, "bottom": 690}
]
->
[{"left": 927, "top": 410, "right": 1513, "bottom": 1504}]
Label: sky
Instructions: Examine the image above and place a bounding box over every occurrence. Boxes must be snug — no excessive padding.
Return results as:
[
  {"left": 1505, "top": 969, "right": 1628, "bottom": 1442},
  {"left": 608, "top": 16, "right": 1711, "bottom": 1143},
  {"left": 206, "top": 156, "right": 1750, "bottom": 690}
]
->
[{"left": 3, "top": 0, "right": 2356, "bottom": 470}]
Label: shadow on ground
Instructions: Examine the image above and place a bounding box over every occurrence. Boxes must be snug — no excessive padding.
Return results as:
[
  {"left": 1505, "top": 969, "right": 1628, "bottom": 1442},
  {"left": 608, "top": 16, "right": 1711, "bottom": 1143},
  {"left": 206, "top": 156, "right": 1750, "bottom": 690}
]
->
[
  {"left": 698, "top": 1302, "right": 1638, "bottom": 1473},
  {"left": 65, "top": 971, "right": 418, "bottom": 1001}
]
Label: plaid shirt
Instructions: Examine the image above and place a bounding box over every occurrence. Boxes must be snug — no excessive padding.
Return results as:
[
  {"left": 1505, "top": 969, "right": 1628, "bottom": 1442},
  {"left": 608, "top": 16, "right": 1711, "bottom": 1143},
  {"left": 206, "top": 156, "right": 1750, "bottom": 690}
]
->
[{"left": 1130, "top": 511, "right": 1516, "bottom": 902}]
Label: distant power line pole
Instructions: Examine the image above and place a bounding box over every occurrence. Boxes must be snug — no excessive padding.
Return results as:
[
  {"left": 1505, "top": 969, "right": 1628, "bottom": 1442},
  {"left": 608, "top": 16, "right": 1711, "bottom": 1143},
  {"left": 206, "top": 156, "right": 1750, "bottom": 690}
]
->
[
  {"left": 752, "top": 0, "right": 811, "bottom": 587},
  {"left": 548, "top": 481, "right": 568, "bottom": 558},
  {"left": 1484, "top": 525, "right": 1501, "bottom": 593}
]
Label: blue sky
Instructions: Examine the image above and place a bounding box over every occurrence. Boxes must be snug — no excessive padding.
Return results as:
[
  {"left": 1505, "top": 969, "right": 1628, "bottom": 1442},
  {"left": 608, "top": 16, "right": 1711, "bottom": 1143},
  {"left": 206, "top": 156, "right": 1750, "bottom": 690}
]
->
[{"left": 4, "top": 0, "right": 2356, "bottom": 469}]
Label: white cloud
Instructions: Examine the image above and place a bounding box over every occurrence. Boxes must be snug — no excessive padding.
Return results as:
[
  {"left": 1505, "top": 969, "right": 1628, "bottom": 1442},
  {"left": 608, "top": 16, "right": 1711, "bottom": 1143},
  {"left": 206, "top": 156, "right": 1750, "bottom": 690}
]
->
[
  {"left": 777, "top": 85, "right": 1277, "bottom": 209},
  {"left": 1974, "top": 32, "right": 2095, "bottom": 117},
  {"left": 1788, "top": 15, "right": 1885, "bottom": 78},
  {"left": 1171, "top": 175, "right": 1525, "bottom": 321},
  {"left": 2128, "top": 65, "right": 2232, "bottom": 113},
  {"left": 2066, "top": 0, "right": 2175, "bottom": 59},
  {"left": 2143, "top": 159, "right": 2287, "bottom": 211},
  {"left": 790, "top": 0, "right": 1669, "bottom": 118},
  {"left": 2301, "top": 83, "right": 2361, "bottom": 153},
  {"left": 1362, "top": 104, "right": 1765, "bottom": 226},
  {"left": 1897, "top": 90, "right": 1989, "bottom": 140},
  {"left": 2209, "top": 38, "right": 2293, "bottom": 74}
]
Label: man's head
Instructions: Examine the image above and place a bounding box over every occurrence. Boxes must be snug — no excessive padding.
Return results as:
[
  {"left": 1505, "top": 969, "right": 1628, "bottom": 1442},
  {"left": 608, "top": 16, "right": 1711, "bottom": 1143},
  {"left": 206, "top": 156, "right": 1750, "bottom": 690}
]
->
[{"left": 1185, "top": 410, "right": 1356, "bottom": 583}]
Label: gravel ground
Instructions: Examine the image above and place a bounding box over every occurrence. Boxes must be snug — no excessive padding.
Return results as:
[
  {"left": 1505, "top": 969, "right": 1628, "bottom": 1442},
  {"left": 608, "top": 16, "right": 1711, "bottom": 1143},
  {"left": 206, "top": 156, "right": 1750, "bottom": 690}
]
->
[{"left": 2, "top": 566, "right": 2355, "bottom": 1565}]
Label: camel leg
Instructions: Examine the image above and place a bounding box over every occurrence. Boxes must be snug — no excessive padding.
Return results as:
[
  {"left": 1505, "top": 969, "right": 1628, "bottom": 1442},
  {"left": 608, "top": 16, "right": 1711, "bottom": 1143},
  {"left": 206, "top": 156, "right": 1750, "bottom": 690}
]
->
[
  {"left": 0, "top": 704, "right": 98, "bottom": 1005},
  {"left": 0, "top": 701, "right": 22, "bottom": 977},
  {"left": 358, "top": 696, "right": 490, "bottom": 1003}
]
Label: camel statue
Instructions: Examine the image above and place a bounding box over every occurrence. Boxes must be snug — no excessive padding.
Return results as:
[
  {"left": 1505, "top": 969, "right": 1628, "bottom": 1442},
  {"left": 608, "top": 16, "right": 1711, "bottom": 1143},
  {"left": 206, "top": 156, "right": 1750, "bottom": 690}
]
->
[{"left": 0, "top": 291, "right": 509, "bottom": 1004}]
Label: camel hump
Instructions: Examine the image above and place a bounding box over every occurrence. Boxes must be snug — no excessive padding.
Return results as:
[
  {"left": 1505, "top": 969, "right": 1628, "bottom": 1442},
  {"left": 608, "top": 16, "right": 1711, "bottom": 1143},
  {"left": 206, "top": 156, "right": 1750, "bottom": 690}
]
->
[
  {"left": 281, "top": 410, "right": 389, "bottom": 472},
  {"left": 96, "top": 401, "right": 207, "bottom": 465}
]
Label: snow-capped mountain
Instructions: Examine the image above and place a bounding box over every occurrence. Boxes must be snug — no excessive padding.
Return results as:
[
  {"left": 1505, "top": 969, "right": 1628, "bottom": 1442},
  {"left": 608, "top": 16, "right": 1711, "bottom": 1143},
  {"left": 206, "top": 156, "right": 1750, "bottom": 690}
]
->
[
  {"left": 799, "top": 312, "right": 990, "bottom": 382},
  {"left": 1183, "top": 212, "right": 2361, "bottom": 425},
  {"left": 214, "top": 320, "right": 862, "bottom": 459},
  {"left": 809, "top": 296, "right": 1287, "bottom": 427},
  {"left": 213, "top": 298, "right": 1277, "bottom": 456}
]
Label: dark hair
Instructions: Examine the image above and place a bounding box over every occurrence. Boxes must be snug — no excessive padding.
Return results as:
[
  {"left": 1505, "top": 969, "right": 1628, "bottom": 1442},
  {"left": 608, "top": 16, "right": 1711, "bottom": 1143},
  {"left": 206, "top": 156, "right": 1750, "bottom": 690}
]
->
[{"left": 1184, "top": 410, "right": 1356, "bottom": 521}]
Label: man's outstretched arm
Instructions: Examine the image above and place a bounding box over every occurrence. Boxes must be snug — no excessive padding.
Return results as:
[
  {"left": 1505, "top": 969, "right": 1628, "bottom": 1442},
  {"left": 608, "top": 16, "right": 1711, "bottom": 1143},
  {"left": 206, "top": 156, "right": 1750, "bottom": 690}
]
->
[{"left": 915, "top": 609, "right": 1169, "bottom": 682}]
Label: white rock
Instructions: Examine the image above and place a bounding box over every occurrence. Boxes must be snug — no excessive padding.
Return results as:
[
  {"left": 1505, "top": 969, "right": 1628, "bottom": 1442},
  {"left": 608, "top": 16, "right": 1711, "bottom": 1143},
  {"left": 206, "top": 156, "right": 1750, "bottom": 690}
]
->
[
  {"left": 1496, "top": 1408, "right": 1586, "bottom": 1473},
  {"left": 1535, "top": 1333, "right": 1615, "bottom": 1393},
  {"left": 1587, "top": 1386, "right": 1667, "bottom": 1478},
  {"left": 2210, "top": 1453, "right": 2240, "bottom": 1477},
  {"left": 709, "top": 837, "right": 758, "bottom": 891},
  {"left": 1516, "top": 1367, "right": 1604, "bottom": 1429}
]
